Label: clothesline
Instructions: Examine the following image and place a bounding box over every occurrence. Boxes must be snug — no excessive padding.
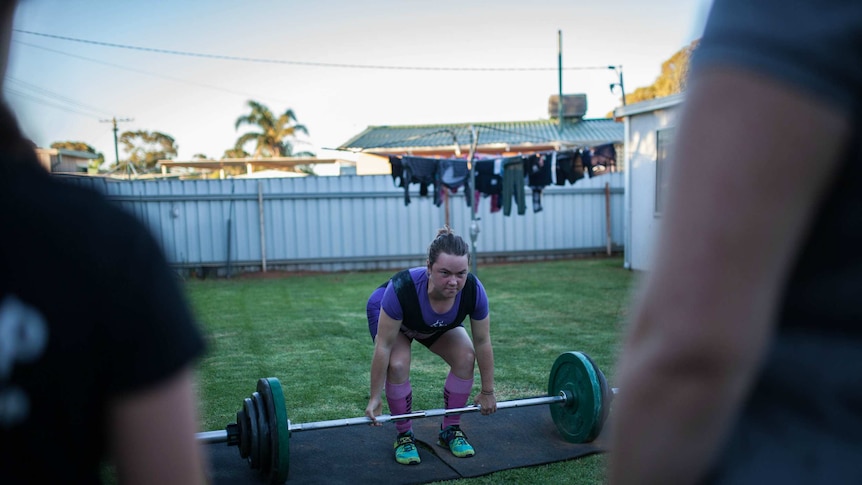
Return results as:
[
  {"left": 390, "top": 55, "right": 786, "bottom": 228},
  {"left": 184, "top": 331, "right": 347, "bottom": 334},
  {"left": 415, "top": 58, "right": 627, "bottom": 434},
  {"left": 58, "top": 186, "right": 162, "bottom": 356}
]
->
[{"left": 387, "top": 144, "right": 617, "bottom": 216}]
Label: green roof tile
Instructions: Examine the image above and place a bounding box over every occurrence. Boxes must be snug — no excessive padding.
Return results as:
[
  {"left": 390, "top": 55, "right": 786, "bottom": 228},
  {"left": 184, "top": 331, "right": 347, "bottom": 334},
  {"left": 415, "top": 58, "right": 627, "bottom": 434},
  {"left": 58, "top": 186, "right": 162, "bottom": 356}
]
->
[{"left": 338, "top": 118, "right": 623, "bottom": 152}]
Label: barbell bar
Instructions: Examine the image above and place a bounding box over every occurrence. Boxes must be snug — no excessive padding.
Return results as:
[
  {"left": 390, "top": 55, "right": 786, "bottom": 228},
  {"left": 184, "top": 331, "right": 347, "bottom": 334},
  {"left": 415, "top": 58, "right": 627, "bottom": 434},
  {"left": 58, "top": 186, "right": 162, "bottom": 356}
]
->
[{"left": 196, "top": 351, "right": 615, "bottom": 484}]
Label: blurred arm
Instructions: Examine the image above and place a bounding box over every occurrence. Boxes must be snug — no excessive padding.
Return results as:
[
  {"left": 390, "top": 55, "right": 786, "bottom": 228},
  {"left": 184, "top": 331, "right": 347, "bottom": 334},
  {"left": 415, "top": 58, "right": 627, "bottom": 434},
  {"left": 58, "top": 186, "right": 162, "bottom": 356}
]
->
[
  {"left": 109, "top": 367, "right": 208, "bottom": 485},
  {"left": 608, "top": 66, "right": 851, "bottom": 485}
]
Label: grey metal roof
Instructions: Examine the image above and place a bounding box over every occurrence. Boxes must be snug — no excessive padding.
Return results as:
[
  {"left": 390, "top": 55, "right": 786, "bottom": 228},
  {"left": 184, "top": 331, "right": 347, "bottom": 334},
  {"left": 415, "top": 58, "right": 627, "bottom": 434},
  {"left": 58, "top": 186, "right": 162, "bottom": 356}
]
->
[
  {"left": 338, "top": 118, "right": 623, "bottom": 152},
  {"left": 614, "top": 93, "right": 685, "bottom": 118}
]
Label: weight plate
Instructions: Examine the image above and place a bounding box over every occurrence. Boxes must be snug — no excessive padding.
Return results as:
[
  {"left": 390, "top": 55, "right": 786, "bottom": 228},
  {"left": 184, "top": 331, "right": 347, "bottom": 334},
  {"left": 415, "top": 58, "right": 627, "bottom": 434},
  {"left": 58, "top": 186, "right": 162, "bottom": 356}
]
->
[
  {"left": 253, "top": 391, "right": 270, "bottom": 472},
  {"left": 258, "top": 377, "right": 290, "bottom": 484},
  {"left": 582, "top": 353, "right": 611, "bottom": 439},
  {"left": 245, "top": 396, "right": 260, "bottom": 469},
  {"left": 547, "top": 351, "right": 603, "bottom": 443},
  {"left": 236, "top": 405, "right": 250, "bottom": 458}
]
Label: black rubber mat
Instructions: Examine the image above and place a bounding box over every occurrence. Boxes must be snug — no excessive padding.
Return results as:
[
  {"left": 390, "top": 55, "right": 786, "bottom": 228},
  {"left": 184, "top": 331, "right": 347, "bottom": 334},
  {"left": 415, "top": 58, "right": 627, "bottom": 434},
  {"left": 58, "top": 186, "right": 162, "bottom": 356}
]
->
[{"left": 206, "top": 404, "right": 607, "bottom": 484}]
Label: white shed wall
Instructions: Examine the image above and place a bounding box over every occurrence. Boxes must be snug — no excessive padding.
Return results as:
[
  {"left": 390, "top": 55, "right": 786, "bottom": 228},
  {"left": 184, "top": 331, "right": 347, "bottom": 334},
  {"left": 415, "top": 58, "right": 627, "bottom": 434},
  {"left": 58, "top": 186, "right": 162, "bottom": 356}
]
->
[{"left": 624, "top": 102, "right": 683, "bottom": 271}]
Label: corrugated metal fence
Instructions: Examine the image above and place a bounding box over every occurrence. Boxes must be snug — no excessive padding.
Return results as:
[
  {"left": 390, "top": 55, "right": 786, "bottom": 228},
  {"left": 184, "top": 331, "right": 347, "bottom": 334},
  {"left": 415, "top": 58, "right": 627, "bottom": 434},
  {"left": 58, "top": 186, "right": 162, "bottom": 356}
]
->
[{"left": 60, "top": 173, "right": 624, "bottom": 275}]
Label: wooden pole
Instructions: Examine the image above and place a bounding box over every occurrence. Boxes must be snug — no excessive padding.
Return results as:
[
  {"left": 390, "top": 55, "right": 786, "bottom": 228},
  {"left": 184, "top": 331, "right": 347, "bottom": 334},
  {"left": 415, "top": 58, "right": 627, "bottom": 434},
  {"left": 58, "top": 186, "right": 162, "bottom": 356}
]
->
[
  {"left": 605, "top": 182, "right": 612, "bottom": 256},
  {"left": 444, "top": 187, "right": 450, "bottom": 228},
  {"left": 258, "top": 181, "right": 267, "bottom": 272},
  {"left": 468, "top": 125, "right": 480, "bottom": 276}
]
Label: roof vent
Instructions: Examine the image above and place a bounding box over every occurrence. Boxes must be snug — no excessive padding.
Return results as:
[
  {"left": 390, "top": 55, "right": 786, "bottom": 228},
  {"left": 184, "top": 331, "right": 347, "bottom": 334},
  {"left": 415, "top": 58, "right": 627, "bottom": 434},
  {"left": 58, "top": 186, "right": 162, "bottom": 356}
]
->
[{"left": 548, "top": 94, "right": 587, "bottom": 119}]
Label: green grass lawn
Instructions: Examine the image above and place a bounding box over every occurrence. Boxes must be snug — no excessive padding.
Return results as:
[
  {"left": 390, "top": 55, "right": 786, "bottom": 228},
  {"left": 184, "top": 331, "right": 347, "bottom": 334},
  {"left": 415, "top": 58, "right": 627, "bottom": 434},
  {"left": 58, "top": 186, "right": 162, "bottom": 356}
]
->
[{"left": 186, "top": 256, "right": 635, "bottom": 484}]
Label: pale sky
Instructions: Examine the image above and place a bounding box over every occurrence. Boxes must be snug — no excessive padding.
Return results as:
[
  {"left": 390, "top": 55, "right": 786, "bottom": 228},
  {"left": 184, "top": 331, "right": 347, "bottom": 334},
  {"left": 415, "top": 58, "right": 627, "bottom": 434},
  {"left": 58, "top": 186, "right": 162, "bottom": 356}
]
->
[{"left": 7, "top": 0, "right": 712, "bottom": 163}]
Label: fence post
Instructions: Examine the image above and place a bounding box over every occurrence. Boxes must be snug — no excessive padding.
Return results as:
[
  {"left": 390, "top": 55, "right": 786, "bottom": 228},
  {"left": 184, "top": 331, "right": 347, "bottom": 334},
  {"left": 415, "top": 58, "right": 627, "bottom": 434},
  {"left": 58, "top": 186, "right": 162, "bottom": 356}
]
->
[
  {"left": 258, "top": 181, "right": 267, "bottom": 272},
  {"left": 605, "top": 182, "right": 612, "bottom": 256}
]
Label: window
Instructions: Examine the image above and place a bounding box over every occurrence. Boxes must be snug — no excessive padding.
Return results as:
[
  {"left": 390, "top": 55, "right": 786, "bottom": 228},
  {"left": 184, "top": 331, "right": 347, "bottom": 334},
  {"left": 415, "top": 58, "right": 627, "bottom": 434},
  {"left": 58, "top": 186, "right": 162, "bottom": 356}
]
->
[{"left": 655, "top": 127, "right": 676, "bottom": 215}]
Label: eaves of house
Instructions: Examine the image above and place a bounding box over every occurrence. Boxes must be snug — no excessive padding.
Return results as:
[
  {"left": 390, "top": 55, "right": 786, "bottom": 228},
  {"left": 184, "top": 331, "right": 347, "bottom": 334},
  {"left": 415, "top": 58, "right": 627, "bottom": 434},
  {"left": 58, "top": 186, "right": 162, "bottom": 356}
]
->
[{"left": 338, "top": 117, "right": 624, "bottom": 158}]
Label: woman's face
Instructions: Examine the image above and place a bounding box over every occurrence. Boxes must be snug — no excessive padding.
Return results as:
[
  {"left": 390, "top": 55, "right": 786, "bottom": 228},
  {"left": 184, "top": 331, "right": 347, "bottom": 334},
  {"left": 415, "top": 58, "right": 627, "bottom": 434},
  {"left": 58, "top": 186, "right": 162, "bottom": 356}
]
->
[{"left": 427, "top": 252, "right": 469, "bottom": 299}]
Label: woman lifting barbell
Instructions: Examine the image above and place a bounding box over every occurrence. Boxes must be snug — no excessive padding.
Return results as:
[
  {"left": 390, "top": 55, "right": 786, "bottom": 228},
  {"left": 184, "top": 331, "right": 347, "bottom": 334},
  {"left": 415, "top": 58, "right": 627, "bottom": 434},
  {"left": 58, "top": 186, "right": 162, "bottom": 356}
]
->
[{"left": 365, "top": 225, "right": 497, "bottom": 465}]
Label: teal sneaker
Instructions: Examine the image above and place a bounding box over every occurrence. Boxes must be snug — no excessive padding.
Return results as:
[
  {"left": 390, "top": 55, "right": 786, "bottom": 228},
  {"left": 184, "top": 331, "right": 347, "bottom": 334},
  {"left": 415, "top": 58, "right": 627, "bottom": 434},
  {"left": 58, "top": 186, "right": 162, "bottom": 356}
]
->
[
  {"left": 437, "top": 425, "right": 475, "bottom": 458},
  {"left": 394, "top": 430, "right": 421, "bottom": 465}
]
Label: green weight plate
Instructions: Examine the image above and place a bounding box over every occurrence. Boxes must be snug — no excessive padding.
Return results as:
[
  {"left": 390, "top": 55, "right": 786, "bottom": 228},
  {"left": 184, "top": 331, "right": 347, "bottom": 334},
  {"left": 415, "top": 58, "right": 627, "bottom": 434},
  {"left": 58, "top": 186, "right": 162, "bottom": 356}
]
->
[
  {"left": 547, "top": 351, "right": 603, "bottom": 443},
  {"left": 582, "top": 353, "right": 611, "bottom": 439},
  {"left": 258, "top": 377, "right": 290, "bottom": 485}
]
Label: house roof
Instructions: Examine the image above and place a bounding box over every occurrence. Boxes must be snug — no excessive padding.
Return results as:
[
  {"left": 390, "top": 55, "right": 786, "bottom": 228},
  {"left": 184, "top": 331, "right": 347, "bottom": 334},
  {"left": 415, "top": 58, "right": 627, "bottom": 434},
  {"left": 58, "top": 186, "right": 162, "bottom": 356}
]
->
[
  {"left": 614, "top": 93, "right": 685, "bottom": 118},
  {"left": 338, "top": 118, "right": 623, "bottom": 155},
  {"left": 156, "top": 157, "right": 348, "bottom": 171},
  {"left": 35, "top": 147, "right": 100, "bottom": 159}
]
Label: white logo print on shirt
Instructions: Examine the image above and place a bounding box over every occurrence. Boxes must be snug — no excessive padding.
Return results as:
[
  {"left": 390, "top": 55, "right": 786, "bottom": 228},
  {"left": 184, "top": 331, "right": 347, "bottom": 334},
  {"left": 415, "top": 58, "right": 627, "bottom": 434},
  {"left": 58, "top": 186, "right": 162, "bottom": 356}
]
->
[{"left": 0, "top": 295, "right": 48, "bottom": 427}]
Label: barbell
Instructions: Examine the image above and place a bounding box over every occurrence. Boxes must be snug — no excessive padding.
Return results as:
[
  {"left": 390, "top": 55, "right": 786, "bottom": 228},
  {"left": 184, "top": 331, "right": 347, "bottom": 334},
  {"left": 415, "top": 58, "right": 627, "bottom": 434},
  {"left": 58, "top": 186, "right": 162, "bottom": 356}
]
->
[{"left": 196, "top": 351, "right": 616, "bottom": 484}]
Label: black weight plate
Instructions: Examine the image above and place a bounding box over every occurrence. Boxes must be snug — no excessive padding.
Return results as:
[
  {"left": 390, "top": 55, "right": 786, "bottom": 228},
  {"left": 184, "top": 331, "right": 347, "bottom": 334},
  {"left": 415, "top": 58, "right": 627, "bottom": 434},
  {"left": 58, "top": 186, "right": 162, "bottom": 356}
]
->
[
  {"left": 236, "top": 405, "right": 249, "bottom": 458},
  {"left": 252, "top": 391, "right": 272, "bottom": 475},
  {"left": 245, "top": 396, "right": 260, "bottom": 469}
]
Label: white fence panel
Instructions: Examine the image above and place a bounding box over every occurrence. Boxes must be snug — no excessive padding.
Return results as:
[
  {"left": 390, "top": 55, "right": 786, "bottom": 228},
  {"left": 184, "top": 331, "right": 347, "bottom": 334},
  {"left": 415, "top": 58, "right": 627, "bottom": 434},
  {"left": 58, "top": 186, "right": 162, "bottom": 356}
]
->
[{"left": 58, "top": 172, "right": 623, "bottom": 274}]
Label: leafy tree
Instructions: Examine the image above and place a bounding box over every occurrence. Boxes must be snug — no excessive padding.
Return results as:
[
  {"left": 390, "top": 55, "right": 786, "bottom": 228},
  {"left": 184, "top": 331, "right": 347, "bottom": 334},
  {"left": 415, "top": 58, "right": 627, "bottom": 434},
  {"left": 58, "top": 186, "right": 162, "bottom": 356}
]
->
[
  {"left": 222, "top": 147, "right": 250, "bottom": 159},
  {"left": 118, "top": 130, "right": 178, "bottom": 172},
  {"left": 651, "top": 39, "right": 697, "bottom": 97},
  {"left": 50, "top": 140, "right": 105, "bottom": 168},
  {"left": 608, "top": 39, "right": 699, "bottom": 114},
  {"left": 233, "top": 100, "right": 314, "bottom": 158}
]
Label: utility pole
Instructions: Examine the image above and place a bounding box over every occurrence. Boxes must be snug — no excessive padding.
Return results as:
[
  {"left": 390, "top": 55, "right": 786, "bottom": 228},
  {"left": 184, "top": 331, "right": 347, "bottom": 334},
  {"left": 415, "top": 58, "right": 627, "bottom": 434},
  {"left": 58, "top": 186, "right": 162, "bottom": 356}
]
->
[
  {"left": 100, "top": 116, "right": 134, "bottom": 177},
  {"left": 609, "top": 65, "right": 627, "bottom": 106},
  {"left": 468, "top": 125, "right": 480, "bottom": 277},
  {"left": 557, "top": 30, "right": 563, "bottom": 130}
]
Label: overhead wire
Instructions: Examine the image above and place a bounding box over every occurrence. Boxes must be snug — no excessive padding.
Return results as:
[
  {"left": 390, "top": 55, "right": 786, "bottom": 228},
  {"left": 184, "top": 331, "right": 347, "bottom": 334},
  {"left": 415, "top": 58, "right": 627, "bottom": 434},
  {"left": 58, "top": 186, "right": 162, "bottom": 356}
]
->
[
  {"left": 12, "top": 40, "right": 297, "bottom": 106},
  {"left": 13, "top": 29, "right": 615, "bottom": 72},
  {"left": 4, "top": 87, "right": 101, "bottom": 119},
  {"left": 5, "top": 76, "right": 113, "bottom": 117},
  {"left": 10, "top": 30, "right": 616, "bottom": 153}
]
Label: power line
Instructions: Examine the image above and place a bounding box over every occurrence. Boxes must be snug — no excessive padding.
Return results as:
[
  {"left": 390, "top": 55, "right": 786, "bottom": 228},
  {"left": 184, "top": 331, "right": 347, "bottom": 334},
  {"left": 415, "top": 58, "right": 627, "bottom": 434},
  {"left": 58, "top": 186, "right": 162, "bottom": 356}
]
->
[
  {"left": 6, "top": 76, "right": 113, "bottom": 117},
  {"left": 13, "top": 40, "right": 296, "bottom": 106},
  {"left": 4, "top": 87, "right": 101, "bottom": 119},
  {"left": 13, "top": 29, "right": 616, "bottom": 72}
]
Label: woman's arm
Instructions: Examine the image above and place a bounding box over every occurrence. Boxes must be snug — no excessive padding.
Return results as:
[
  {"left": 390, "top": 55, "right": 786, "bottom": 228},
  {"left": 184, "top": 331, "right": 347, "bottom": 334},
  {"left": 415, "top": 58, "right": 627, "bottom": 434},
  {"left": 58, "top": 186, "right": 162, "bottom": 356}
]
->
[
  {"left": 109, "top": 367, "right": 208, "bottom": 485},
  {"left": 608, "top": 66, "right": 851, "bottom": 485},
  {"left": 470, "top": 316, "right": 496, "bottom": 413},
  {"left": 365, "top": 308, "right": 401, "bottom": 422}
]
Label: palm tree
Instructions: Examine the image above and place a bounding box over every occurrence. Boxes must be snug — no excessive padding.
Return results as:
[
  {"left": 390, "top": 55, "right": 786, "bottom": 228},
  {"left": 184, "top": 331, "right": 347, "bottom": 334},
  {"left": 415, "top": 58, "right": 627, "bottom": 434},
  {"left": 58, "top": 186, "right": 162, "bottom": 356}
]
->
[{"left": 233, "top": 100, "right": 314, "bottom": 158}]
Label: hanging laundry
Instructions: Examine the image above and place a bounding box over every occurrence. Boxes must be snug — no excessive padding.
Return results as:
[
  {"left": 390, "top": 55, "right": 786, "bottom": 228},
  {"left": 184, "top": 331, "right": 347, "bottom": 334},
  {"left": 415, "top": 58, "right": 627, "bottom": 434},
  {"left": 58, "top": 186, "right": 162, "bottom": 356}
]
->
[
  {"left": 555, "top": 150, "right": 585, "bottom": 186},
  {"left": 473, "top": 158, "right": 503, "bottom": 195},
  {"left": 400, "top": 156, "right": 440, "bottom": 206},
  {"left": 436, "top": 158, "right": 471, "bottom": 207},
  {"left": 591, "top": 143, "right": 617, "bottom": 174},
  {"left": 525, "top": 153, "right": 552, "bottom": 213},
  {"left": 525, "top": 153, "right": 552, "bottom": 187},
  {"left": 501, "top": 157, "right": 526, "bottom": 216},
  {"left": 388, "top": 155, "right": 404, "bottom": 188},
  {"left": 473, "top": 158, "right": 503, "bottom": 213},
  {"left": 581, "top": 148, "right": 594, "bottom": 178}
]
